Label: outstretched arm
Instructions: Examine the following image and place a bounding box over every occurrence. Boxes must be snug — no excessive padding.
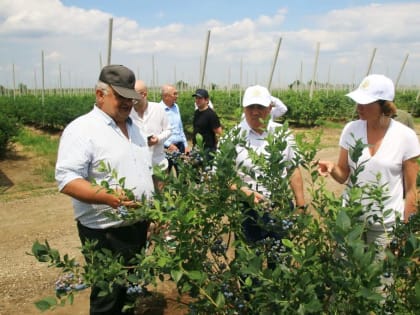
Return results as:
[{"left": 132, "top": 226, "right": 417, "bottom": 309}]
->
[
  {"left": 61, "top": 178, "right": 133, "bottom": 209},
  {"left": 318, "top": 147, "right": 350, "bottom": 184}
]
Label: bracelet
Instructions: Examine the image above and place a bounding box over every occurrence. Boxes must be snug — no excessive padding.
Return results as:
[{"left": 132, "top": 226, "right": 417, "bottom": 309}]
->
[{"left": 296, "top": 204, "right": 308, "bottom": 211}]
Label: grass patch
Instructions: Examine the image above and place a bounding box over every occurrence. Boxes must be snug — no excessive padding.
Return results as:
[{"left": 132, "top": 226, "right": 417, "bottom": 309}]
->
[
  {"left": 15, "top": 127, "right": 58, "bottom": 182},
  {"left": 34, "top": 161, "right": 56, "bottom": 182},
  {"left": 316, "top": 120, "right": 345, "bottom": 129},
  {"left": 16, "top": 128, "right": 59, "bottom": 155}
]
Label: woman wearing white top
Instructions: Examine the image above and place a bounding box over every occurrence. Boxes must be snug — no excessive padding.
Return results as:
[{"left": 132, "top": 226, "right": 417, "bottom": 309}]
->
[{"left": 318, "top": 74, "right": 420, "bottom": 258}]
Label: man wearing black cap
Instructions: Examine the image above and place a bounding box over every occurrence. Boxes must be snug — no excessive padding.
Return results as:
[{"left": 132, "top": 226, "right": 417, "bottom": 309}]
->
[
  {"left": 192, "top": 88, "right": 222, "bottom": 161},
  {"left": 56, "top": 65, "right": 154, "bottom": 315}
]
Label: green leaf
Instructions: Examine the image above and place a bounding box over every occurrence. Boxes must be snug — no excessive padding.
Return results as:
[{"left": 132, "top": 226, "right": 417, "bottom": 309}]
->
[
  {"left": 245, "top": 276, "right": 253, "bottom": 287},
  {"left": 336, "top": 210, "right": 351, "bottom": 231},
  {"left": 415, "top": 281, "right": 420, "bottom": 305},
  {"left": 187, "top": 270, "right": 204, "bottom": 281},
  {"left": 31, "top": 240, "right": 50, "bottom": 262},
  {"left": 282, "top": 239, "right": 294, "bottom": 249},
  {"left": 215, "top": 291, "right": 225, "bottom": 308},
  {"left": 35, "top": 297, "right": 57, "bottom": 311},
  {"left": 127, "top": 274, "right": 138, "bottom": 283},
  {"left": 67, "top": 292, "right": 74, "bottom": 305},
  {"left": 171, "top": 270, "right": 183, "bottom": 283}
]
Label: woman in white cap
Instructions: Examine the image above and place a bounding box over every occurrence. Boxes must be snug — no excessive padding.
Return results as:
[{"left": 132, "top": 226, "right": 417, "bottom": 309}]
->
[{"left": 318, "top": 74, "right": 420, "bottom": 259}]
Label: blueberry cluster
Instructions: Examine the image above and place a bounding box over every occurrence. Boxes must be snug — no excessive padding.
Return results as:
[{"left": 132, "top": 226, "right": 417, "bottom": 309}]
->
[
  {"left": 165, "top": 150, "right": 183, "bottom": 162},
  {"left": 187, "top": 150, "right": 204, "bottom": 167},
  {"left": 257, "top": 236, "right": 289, "bottom": 265},
  {"left": 281, "top": 219, "right": 294, "bottom": 230},
  {"left": 55, "top": 272, "right": 87, "bottom": 293},
  {"left": 126, "top": 283, "right": 144, "bottom": 296},
  {"left": 210, "top": 238, "right": 227, "bottom": 256},
  {"left": 117, "top": 205, "right": 129, "bottom": 218},
  {"left": 221, "top": 282, "right": 246, "bottom": 311}
]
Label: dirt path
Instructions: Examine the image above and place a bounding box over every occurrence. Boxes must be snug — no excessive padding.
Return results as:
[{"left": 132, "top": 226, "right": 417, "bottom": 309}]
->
[{"left": 0, "top": 127, "right": 344, "bottom": 315}]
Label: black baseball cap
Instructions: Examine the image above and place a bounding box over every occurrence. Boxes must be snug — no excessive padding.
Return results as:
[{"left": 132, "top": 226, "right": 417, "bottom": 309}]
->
[
  {"left": 192, "top": 88, "right": 209, "bottom": 98},
  {"left": 99, "top": 65, "right": 140, "bottom": 100}
]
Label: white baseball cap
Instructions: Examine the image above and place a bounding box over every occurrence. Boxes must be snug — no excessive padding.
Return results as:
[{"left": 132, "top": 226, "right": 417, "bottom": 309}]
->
[
  {"left": 346, "top": 74, "right": 395, "bottom": 105},
  {"left": 242, "top": 85, "right": 272, "bottom": 107}
]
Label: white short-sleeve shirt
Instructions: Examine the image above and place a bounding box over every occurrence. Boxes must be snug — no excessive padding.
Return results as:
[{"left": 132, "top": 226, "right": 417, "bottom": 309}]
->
[{"left": 340, "top": 119, "right": 420, "bottom": 228}]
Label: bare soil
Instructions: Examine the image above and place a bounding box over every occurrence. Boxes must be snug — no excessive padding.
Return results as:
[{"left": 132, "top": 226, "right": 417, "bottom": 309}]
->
[{"left": 0, "top": 126, "right": 345, "bottom": 315}]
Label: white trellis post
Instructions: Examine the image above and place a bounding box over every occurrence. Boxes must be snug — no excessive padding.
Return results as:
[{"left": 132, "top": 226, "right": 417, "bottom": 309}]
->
[
  {"left": 41, "top": 50, "right": 45, "bottom": 125},
  {"left": 394, "top": 53, "right": 409, "bottom": 89},
  {"left": 366, "top": 48, "right": 377, "bottom": 76},
  {"left": 267, "top": 37, "right": 282, "bottom": 90},
  {"left": 99, "top": 52, "right": 103, "bottom": 70},
  {"left": 200, "top": 30, "right": 211, "bottom": 87},
  {"left": 309, "top": 42, "right": 320, "bottom": 100},
  {"left": 239, "top": 57, "right": 243, "bottom": 106},
  {"left": 12, "top": 63, "right": 16, "bottom": 100},
  {"left": 107, "top": 18, "right": 113, "bottom": 65}
]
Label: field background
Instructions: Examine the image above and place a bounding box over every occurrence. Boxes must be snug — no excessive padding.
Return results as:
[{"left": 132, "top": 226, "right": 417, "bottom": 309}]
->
[{"left": 0, "top": 89, "right": 419, "bottom": 314}]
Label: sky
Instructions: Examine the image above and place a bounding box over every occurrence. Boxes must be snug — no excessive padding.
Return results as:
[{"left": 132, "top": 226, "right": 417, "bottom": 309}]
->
[{"left": 0, "top": 0, "right": 419, "bottom": 90}]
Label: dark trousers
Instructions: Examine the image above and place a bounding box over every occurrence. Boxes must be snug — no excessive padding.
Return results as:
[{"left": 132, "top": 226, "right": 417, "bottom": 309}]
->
[
  {"left": 77, "top": 220, "right": 149, "bottom": 315},
  {"left": 167, "top": 141, "right": 185, "bottom": 175},
  {"left": 241, "top": 204, "right": 285, "bottom": 244},
  {"left": 241, "top": 201, "right": 294, "bottom": 269}
]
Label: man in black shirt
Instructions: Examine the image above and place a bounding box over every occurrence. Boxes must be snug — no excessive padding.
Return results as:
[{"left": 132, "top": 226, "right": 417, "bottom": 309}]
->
[{"left": 192, "top": 89, "right": 222, "bottom": 161}]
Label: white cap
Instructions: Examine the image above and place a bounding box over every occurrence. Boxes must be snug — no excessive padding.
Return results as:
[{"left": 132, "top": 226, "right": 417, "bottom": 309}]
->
[
  {"left": 346, "top": 74, "right": 395, "bottom": 105},
  {"left": 242, "top": 85, "right": 271, "bottom": 107}
]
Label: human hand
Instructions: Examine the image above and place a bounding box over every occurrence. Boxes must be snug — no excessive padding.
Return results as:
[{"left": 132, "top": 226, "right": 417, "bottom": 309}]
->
[
  {"left": 240, "top": 186, "right": 265, "bottom": 204},
  {"left": 167, "top": 144, "right": 179, "bottom": 152},
  {"left": 318, "top": 160, "right": 334, "bottom": 177},
  {"left": 147, "top": 135, "right": 158, "bottom": 146},
  {"left": 108, "top": 188, "right": 137, "bottom": 209}
]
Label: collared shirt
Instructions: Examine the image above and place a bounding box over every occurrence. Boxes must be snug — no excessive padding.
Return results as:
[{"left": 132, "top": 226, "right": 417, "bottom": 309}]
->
[
  {"left": 160, "top": 101, "right": 188, "bottom": 149},
  {"left": 130, "top": 101, "right": 171, "bottom": 169},
  {"left": 234, "top": 119, "right": 297, "bottom": 196},
  {"left": 55, "top": 105, "right": 154, "bottom": 229}
]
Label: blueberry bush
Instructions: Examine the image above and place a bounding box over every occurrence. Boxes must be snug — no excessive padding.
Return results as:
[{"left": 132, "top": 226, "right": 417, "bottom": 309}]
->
[{"left": 31, "top": 127, "right": 420, "bottom": 314}]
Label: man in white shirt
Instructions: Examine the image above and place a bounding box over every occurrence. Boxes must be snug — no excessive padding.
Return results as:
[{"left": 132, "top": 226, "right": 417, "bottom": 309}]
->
[
  {"left": 130, "top": 80, "right": 171, "bottom": 190},
  {"left": 55, "top": 65, "right": 154, "bottom": 315}
]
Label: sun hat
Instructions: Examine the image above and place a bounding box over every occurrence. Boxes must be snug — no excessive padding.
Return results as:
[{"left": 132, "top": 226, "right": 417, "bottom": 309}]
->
[
  {"left": 346, "top": 74, "right": 395, "bottom": 105},
  {"left": 99, "top": 65, "right": 140, "bottom": 100},
  {"left": 242, "top": 85, "right": 271, "bottom": 107},
  {"left": 192, "top": 88, "right": 209, "bottom": 98}
]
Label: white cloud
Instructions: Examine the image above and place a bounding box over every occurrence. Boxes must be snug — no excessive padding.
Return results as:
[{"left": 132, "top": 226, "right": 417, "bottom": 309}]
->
[
  {"left": 44, "top": 51, "right": 61, "bottom": 61},
  {"left": 0, "top": 0, "right": 419, "bottom": 88},
  {"left": 0, "top": 0, "right": 110, "bottom": 38}
]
